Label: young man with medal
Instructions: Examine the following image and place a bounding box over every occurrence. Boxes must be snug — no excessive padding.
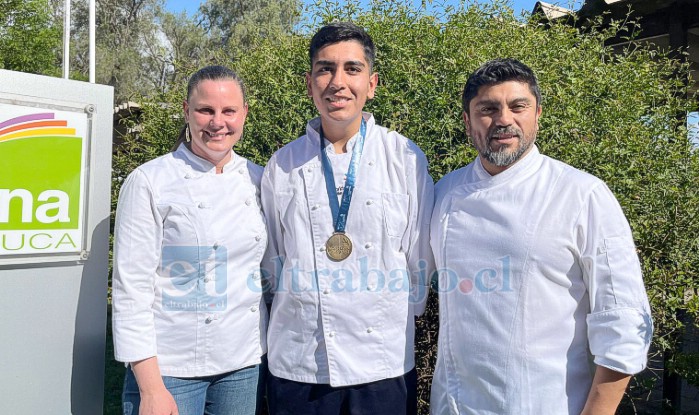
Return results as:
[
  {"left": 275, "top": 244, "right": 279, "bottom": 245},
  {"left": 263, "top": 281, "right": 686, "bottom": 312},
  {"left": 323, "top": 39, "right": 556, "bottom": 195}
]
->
[{"left": 261, "top": 22, "right": 435, "bottom": 415}]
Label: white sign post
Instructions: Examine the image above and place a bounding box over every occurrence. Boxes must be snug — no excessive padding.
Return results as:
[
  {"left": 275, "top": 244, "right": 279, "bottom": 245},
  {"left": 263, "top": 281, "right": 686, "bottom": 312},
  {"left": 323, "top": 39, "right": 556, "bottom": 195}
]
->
[{"left": 0, "top": 69, "right": 113, "bottom": 414}]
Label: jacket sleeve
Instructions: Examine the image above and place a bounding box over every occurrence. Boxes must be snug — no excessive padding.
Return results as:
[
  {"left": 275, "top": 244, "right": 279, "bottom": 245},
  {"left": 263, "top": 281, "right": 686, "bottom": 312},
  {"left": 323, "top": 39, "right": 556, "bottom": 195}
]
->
[
  {"left": 260, "top": 158, "right": 284, "bottom": 304},
  {"left": 578, "top": 182, "right": 653, "bottom": 374},
  {"left": 111, "top": 168, "right": 162, "bottom": 363},
  {"left": 405, "top": 141, "right": 436, "bottom": 317}
]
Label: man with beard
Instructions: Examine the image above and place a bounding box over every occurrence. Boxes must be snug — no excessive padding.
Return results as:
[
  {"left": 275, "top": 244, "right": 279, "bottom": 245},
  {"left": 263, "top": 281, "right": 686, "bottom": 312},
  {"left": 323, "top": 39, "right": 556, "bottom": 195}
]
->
[{"left": 429, "top": 58, "right": 653, "bottom": 414}]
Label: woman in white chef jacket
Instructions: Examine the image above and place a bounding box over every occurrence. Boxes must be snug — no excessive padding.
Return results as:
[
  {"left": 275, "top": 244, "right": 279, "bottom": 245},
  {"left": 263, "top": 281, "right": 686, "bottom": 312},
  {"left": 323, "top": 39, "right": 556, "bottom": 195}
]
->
[{"left": 112, "top": 65, "right": 268, "bottom": 415}]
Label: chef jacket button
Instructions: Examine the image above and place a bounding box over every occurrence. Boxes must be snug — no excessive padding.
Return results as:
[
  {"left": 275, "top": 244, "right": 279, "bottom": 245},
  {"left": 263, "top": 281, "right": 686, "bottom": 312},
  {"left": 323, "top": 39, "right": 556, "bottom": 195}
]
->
[
  {"left": 367, "top": 285, "right": 375, "bottom": 291},
  {"left": 250, "top": 306, "right": 258, "bottom": 312},
  {"left": 306, "top": 167, "right": 313, "bottom": 173},
  {"left": 197, "top": 202, "right": 204, "bottom": 208},
  {"left": 255, "top": 235, "right": 262, "bottom": 242},
  {"left": 213, "top": 242, "right": 220, "bottom": 249},
  {"left": 204, "top": 277, "right": 211, "bottom": 283},
  {"left": 323, "top": 288, "right": 330, "bottom": 295},
  {"left": 238, "top": 168, "right": 245, "bottom": 174},
  {"left": 364, "top": 243, "right": 373, "bottom": 249},
  {"left": 311, "top": 204, "right": 320, "bottom": 210},
  {"left": 245, "top": 199, "right": 252, "bottom": 206},
  {"left": 328, "top": 331, "right": 336, "bottom": 338},
  {"left": 319, "top": 246, "right": 326, "bottom": 252},
  {"left": 366, "top": 200, "right": 373, "bottom": 206},
  {"left": 184, "top": 173, "right": 192, "bottom": 179},
  {"left": 205, "top": 317, "right": 213, "bottom": 324},
  {"left": 366, "top": 327, "right": 373, "bottom": 333},
  {"left": 368, "top": 161, "right": 375, "bottom": 166}
]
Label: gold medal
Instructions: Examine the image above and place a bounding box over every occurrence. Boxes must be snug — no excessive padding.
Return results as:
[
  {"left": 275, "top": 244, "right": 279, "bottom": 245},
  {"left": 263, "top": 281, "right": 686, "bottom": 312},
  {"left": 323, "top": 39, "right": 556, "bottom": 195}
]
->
[{"left": 326, "top": 232, "right": 352, "bottom": 261}]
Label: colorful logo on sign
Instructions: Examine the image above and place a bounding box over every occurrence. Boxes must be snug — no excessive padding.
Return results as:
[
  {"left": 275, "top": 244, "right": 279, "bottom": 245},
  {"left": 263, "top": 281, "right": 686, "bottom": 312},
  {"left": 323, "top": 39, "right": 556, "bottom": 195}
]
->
[{"left": 0, "top": 110, "right": 86, "bottom": 255}]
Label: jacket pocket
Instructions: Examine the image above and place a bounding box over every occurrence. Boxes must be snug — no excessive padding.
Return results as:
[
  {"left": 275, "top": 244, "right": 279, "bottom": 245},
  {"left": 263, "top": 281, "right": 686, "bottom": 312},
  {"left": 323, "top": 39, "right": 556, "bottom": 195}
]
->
[
  {"left": 601, "top": 236, "right": 645, "bottom": 307},
  {"left": 382, "top": 192, "right": 409, "bottom": 238}
]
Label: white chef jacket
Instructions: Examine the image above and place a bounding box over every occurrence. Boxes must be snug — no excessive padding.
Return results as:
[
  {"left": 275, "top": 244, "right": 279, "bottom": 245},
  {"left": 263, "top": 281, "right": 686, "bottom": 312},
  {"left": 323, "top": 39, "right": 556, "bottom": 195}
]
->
[
  {"left": 112, "top": 144, "right": 268, "bottom": 377},
  {"left": 261, "top": 113, "right": 435, "bottom": 386},
  {"left": 430, "top": 147, "right": 652, "bottom": 414}
]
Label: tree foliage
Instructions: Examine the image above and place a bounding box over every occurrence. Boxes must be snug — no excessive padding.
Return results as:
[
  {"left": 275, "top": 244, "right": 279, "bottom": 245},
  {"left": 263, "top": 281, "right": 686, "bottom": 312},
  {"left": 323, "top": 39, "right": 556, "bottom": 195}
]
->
[
  {"left": 0, "top": 0, "right": 61, "bottom": 75},
  {"left": 155, "top": 11, "right": 214, "bottom": 88},
  {"left": 199, "top": 0, "right": 302, "bottom": 51},
  {"left": 0, "top": 0, "right": 303, "bottom": 101},
  {"left": 68, "top": 0, "right": 164, "bottom": 99}
]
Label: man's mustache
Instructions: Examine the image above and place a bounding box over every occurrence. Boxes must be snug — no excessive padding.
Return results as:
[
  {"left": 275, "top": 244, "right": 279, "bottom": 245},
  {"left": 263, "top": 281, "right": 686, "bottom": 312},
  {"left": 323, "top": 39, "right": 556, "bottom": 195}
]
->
[{"left": 488, "top": 126, "right": 521, "bottom": 139}]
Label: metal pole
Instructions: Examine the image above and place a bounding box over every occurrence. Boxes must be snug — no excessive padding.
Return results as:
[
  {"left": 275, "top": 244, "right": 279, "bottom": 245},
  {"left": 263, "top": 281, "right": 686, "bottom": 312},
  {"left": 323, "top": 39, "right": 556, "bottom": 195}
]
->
[
  {"left": 89, "top": 0, "right": 96, "bottom": 83},
  {"left": 62, "top": 0, "right": 71, "bottom": 79}
]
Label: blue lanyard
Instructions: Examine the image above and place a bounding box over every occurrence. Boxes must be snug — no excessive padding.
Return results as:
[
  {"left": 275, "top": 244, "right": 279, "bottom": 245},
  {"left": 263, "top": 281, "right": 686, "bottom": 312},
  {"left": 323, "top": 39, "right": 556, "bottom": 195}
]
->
[{"left": 320, "top": 119, "right": 367, "bottom": 233}]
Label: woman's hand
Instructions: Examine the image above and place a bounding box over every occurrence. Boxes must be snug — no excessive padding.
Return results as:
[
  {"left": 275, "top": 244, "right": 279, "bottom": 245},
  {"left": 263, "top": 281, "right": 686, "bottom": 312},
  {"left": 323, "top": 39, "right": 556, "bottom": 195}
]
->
[
  {"left": 138, "top": 387, "right": 179, "bottom": 415},
  {"left": 131, "top": 357, "right": 179, "bottom": 415}
]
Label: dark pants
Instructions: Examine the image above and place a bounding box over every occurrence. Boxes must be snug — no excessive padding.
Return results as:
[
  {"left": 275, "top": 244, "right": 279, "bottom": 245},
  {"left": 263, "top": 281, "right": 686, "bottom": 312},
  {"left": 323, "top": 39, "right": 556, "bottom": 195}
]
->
[{"left": 267, "top": 368, "right": 417, "bottom": 415}]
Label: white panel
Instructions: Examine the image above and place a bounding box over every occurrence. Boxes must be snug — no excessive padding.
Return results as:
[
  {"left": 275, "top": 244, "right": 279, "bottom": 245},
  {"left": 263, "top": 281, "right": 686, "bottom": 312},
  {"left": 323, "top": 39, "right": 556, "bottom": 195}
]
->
[{"left": 0, "top": 69, "right": 113, "bottom": 415}]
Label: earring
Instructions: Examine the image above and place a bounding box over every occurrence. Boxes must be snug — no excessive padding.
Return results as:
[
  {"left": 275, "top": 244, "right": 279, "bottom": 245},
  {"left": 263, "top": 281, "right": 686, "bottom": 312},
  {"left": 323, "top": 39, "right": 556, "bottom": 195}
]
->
[{"left": 185, "top": 125, "right": 191, "bottom": 143}]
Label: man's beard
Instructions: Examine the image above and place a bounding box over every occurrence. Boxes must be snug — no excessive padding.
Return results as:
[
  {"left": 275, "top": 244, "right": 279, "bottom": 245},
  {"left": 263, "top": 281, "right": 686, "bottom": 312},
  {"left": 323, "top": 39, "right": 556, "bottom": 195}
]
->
[{"left": 480, "top": 127, "right": 534, "bottom": 167}]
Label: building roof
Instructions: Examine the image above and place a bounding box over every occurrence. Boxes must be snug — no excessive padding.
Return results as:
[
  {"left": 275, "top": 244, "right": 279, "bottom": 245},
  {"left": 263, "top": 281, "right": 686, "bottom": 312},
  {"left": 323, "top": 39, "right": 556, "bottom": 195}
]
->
[
  {"left": 532, "top": 2, "right": 573, "bottom": 20},
  {"left": 534, "top": 0, "right": 699, "bottom": 102}
]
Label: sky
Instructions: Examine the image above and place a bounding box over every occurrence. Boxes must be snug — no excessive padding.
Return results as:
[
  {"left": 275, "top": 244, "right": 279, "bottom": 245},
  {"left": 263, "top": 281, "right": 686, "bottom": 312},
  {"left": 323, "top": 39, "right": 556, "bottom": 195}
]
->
[
  {"left": 164, "top": 0, "right": 582, "bottom": 17},
  {"left": 690, "top": 113, "right": 699, "bottom": 146}
]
